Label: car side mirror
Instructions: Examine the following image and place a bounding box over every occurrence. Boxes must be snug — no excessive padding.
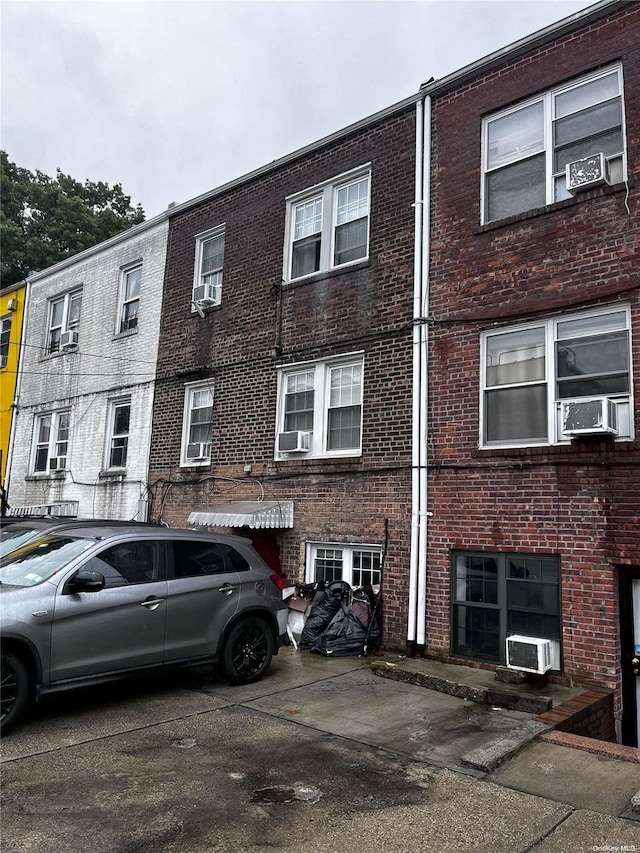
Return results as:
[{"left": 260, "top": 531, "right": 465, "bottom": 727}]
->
[{"left": 66, "top": 570, "right": 106, "bottom": 594}]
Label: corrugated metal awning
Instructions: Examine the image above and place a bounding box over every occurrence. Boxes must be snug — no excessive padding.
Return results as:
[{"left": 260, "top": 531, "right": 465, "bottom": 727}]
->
[{"left": 188, "top": 501, "right": 294, "bottom": 530}]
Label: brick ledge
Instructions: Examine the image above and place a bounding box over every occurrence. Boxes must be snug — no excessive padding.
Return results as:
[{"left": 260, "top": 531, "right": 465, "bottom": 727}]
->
[{"left": 540, "top": 730, "right": 640, "bottom": 764}]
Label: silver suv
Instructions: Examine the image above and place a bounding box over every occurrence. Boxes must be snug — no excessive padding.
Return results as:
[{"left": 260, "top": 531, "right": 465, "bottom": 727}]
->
[{"left": 0, "top": 525, "right": 288, "bottom": 734}]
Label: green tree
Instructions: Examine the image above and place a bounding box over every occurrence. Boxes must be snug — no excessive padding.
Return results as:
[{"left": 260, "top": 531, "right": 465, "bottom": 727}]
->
[{"left": 0, "top": 151, "right": 145, "bottom": 287}]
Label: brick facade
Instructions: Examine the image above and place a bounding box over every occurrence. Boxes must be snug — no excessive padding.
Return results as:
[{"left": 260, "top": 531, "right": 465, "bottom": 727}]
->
[
  {"left": 148, "top": 107, "right": 417, "bottom": 647},
  {"left": 425, "top": 2, "right": 640, "bottom": 728}
]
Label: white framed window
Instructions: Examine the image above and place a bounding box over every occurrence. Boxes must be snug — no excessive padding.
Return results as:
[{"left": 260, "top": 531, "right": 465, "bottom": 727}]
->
[
  {"left": 482, "top": 65, "right": 625, "bottom": 223},
  {"left": 32, "top": 410, "right": 70, "bottom": 473},
  {"left": 106, "top": 398, "right": 131, "bottom": 469},
  {"left": 118, "top": 265, "right": 141, "bottom": 333},
  {"left": 181, "top": 381, "right": 214, "bottom": 466},
  {"left": 0, "top": 315, "right": 11, "bottom": 368},
  {"left": 192, "top": 226, "right": 225, "bottom": 308},
  {"left": 276, "top": 354, "right": 364, "bottom": 459},
  {"left": 480, "top": 305, "right": 633, "bottom": 447},
  {"left": 306, "top": 543, "right": 382, "bottom": 588},
  {"left": 47, "top": 290, "right": 82, "bottom": 354},
  {"left": 285, "top": 166, "right": 371, "bottom": 281}
]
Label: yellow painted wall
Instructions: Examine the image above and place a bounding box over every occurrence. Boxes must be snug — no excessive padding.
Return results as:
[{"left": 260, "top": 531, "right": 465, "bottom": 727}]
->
[{"left": 0, "top": 282, "right": 26, "bottom": 489}]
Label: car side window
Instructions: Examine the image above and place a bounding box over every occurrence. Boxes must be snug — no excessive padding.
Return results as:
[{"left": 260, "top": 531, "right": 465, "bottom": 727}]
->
[
  {"left": 218, "top": 544, "right": 250, "bottom": 573},
  {"left": 83, "top": 541, "right": 159, "bottom": 588},
  {"left": 172, "top": 540, "right": 237, "bottom": 578}
]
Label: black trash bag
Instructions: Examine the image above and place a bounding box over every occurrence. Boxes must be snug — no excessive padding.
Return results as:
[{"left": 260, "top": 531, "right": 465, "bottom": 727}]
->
[
  {"left": 310, "top": 600, "right": 382, "bottom": 657},
  {"left": 298, "top": 584, "right": 348, "bottom": 649}
]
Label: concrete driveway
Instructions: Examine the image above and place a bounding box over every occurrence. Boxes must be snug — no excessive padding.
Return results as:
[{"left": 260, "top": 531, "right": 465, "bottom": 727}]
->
[{"left": 1, "top": 649, "right": 638, "bottom": 853}]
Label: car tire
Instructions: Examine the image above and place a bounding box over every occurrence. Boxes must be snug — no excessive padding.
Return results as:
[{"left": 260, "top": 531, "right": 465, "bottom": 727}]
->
[
  {"left": 222, "top": 617, "right": 274, "bottom": 685},
  {"left": 1, "top": 651, "right": 30, "bottom": 735}
]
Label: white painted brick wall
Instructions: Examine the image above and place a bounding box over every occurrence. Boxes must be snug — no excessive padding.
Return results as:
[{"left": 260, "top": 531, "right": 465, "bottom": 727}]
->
[{"left": 9, "top": 218, "right": 169, "bottom": 520}]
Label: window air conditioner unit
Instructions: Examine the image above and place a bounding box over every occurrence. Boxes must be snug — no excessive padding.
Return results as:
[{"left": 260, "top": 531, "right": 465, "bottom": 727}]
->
[
  {"left": 561, "top": 397, "right": 618, "bottom": 436},
  {"left": 277, "top": 431, "right": 311, "bottom": 453},
  {"left": 506, "top": 635, "right": 553, "bottom": 675},
  {"left": 48, "top": 456, "right": 67, "bottom": 472},
  {"left": 192, "top": 283, "right": 221, "bottom": 306},
  {"left": 566, "top": 153, "right": 611, "bottom": 193},
  {"left": 186, "top": 442, "right": 209, "bottom": 460},
  {"left": 59, "top": 329, "right": 79, "bottom": 349},
  {"left": 0, "top": 354, "right": 7, "bottom": 369}
]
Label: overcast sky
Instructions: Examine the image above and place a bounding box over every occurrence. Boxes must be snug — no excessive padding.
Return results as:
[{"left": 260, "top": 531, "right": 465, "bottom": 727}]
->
[{"left": 2, "top": 0, "right": 595, "bottom": 219}]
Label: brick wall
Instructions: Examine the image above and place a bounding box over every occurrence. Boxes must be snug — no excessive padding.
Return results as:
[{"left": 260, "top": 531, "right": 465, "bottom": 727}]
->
[
  {"left": 426, "top": 3, "right": 640, "bottom": 711},
  {"left": 149, "top": 107, "right": 417, "bottom": 647}
]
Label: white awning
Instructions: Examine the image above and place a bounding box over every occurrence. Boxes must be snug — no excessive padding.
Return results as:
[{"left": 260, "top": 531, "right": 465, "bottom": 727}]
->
[{"left": 188, "top": 501, "right": 294, "bottom": 530}]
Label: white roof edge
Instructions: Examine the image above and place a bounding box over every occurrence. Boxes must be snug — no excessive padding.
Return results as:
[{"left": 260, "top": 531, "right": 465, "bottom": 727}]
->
[{"left": 26, "top": 210, "right": 169, "bottom": 284}]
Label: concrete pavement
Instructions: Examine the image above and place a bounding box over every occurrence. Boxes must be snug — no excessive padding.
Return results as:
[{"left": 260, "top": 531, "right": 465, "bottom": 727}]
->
[{"left": 1, "top": 647, "right": 638, "bottom": 852}]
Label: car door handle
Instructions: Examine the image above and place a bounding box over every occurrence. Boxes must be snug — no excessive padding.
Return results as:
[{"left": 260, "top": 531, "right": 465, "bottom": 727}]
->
[
  {"left": 140, "top": 596, "right": 165, "bottom": 610},
  {"left": 217, "top": 583, "right": 236, "bottom": 595}
]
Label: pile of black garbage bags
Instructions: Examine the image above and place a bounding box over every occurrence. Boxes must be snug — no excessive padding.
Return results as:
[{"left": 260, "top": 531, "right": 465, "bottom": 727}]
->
[{"left": 297, "top": 580, "right": 382, "bottom": 657}]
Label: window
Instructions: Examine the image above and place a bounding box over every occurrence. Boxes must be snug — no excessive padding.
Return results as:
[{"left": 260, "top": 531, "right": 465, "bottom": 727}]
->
[
  {"left": 482, "top": 65, "right": 625, "bottom": 223},
  {"left": 481, "top": 306, "right": 632, "bottom": 447},
  {"left": 119, "top": 265, "right": 141, "bottom": 333},
  {"left": 181, "top": 382, "right": 214, "bottom": 465},
  {"left": 0, "top": 315, "right": 11, "bottom": 368},
  {"left": 83, "top": 541, "right": 159, "bottom": 587},
  {"left": 107, "top": 399, "right": 130, "bottom": 468},
  {"left": 33, "top": 410, "right": 70, "bottom": 473},
  {"left": 307, "top": 543, "right": 382, "bottom": 588},
  {"left": 172, "top": 540, "right": 250, "bottom": 578},
  {"left": 451, "top": 551, "right": 560, "bottom": 664},
  {"left": 47, "top": 289, "right": 82, "bottom": 354},
  {"left": 285, "top": 167, "right": 370, "bottom": 280},
  {"left": 193, "top": 227, "right": 224, "bottom": 307},
  {"left": 276, "top": 355, "right": 363, "bottom": 458}
]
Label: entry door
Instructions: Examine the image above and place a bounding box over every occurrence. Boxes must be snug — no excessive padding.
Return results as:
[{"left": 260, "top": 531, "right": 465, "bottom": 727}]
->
[{"left": 619, "top": 571, "right": 640, "bottom": 747}]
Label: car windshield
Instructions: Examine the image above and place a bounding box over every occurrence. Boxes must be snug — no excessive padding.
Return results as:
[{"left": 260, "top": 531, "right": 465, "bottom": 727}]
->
[
  {"left": 0, "top": 525, "right": 47, "bottom": 559},
  {"left": 0, "top": 536, "right": 94, "bottom": 587}
]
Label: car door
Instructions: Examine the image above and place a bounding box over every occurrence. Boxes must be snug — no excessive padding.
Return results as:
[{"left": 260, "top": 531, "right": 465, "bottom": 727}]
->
[
  {"left": 163, "top": 539, "right": 243, "bottom": 662},
  {"left": 49, "top": 538, "right": 168, "bottom": 682}
]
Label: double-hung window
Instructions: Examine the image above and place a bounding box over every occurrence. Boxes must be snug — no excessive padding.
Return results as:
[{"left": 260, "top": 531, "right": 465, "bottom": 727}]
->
[
  {"left": 307, "top": 543, "right": 382, "bottom": 588},
  {"left": 0, "top": 315, "right": 11, "bottom": 368},
  {"left": 119, "top": 265, "right": 141, "bottom": 333},
  {"left": 193, "top": 227, "right": 224, "bottom": 308},
  {"left": 107, "top": 399, "right": 131, "bottom": 468},
  {"left": 276, "top": 355, "right": 363, "bottom": 459},
  {"left": 47, "top": 289, "right": 82, "bottom": 354},
  {"left": 451, "top": 551, "right": 561, "bottom": 664},
  {"left": 181, "top": 381, "right": 214, "bottom": 465},
  {"left": 286, "top": 167, "right": 370, "bottom": 280},
  {"left": 482, "top": 65, "right": 625, "bottom": 223},
  {"left": 33, "top": 410, "right": 70, "bottom": 473},
  {"left": 481, "top": 305, "right": 632, "bottom": 447}
]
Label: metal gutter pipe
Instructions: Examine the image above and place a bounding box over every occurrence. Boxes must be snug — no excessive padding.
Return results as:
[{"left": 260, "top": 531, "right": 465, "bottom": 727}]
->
[
  {"left": 416, "top": 95, "right": 432, "bottom": 650},
  {"left": 407, "top": 98, "right": 424, "bottom": 651}
]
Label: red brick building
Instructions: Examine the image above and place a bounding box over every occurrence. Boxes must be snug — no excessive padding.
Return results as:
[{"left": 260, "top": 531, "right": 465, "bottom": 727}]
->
[
  {"left": 148, "top": 103, "right": 419, "bottom": 648},
  {"left": 148, "top": 0, "right": 639, "bottom": 745},
  {"left": 420, "top": 0, "right": 640, "bottom": 744}
]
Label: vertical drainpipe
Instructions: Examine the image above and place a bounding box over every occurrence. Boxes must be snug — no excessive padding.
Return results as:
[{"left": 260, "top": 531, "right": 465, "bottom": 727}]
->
[
  {"left": 416, "top": 95, "right": 432, "bottom": 651},
  {"left": 407, "top": 98, "right": 425, "bottom": 655}
]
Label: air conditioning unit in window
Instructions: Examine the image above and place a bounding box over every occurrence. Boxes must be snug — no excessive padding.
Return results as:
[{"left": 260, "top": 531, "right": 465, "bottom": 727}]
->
[
  {"left": 561, "top": 397, "right": 618, "bottom": 436},
  {"left": 506, "top": 635, "right": 553, "bottom": 675},
  {"left": 277, "top": 431, "right": 311, "bottom": 453},
  {"left": 48, "top": 456, "right": 67, "bottom": 472},
  {"left": 59, "top": 330, "right": 79, "bottom": 349},
  {"left": 192, "top": 283, "right": 221, "bottom": 306},
  {"left": 0, "top": 354, "right": 7, "bottom": 369},
  {"left": 186, "top": 442, "right": 209, "bottom": 460},
  {"left": 566, "top": 153, "right": 611, "bottom": 193}
]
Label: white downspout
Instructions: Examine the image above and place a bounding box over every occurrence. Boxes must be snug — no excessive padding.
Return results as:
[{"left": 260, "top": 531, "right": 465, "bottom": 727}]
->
[
  {"left": 408, "top": 98, "right": 424, "bottom": 649},
  {"left": 416, "top": 95, "right": 431, "bottom": 649}
]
